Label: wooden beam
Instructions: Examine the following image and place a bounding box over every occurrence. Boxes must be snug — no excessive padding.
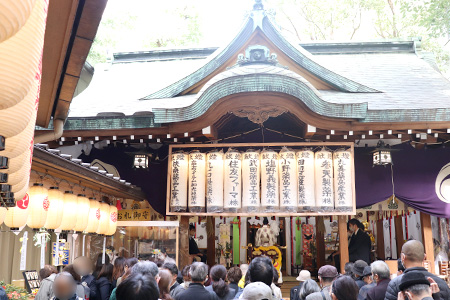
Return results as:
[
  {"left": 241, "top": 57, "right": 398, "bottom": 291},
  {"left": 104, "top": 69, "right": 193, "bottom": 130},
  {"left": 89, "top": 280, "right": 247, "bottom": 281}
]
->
[
  {"left": 338, "top": 216, "right": 349, "bottom": 272},
  {"left": 304, "top": 124, "right": 316, "bottom": 138},
  {"left": 376, "top": 219, "right": 385, "bottom": 260},
  {"left": 394, "top": 215, "right": 404, "bottom": 258},
  {"left": 316, "top": 216, "right": 325, "bottom": 269},
  {"left": 420, "top": 213, "right": 435, "bottom": 274},
  {"left": 179, "top": 216, "right": 190, "bottom": 269},
  {"left": 206, "top": 216, "right": 216, "bottom": 267}
]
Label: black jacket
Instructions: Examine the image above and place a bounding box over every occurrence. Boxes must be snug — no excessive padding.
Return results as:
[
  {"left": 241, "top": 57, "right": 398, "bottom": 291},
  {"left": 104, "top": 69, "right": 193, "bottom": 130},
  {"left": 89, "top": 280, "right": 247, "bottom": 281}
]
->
[
  {"left": 95, "top": 277, "right": 112, "bottom": 300},
  {"left": 384, "top": 267, "right": 450, "bottom": 300},
  {"left": 82, "top": 274, "right": 98, "bottom": 300},
  {"left": 348, "top": 229, "right": 371, "bottom": 264},
  {"left": 366, "top": 279, "right": 390, "bottom": 300},
  {"left": 290, "top": 282, "right": 304, "bottom": 300},
  {"left": 189, "top": 237, "right": 200, "bottom": 255},
  {"left": 175, "top": 283, "right": 218, "bottom": 300}
]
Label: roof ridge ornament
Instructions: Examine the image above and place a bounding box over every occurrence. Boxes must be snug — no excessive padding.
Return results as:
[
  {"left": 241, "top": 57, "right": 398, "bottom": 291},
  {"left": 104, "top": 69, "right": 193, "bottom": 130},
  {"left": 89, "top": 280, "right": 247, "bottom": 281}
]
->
[
  {"left": 231, "top": 45, "right": 288, "bottom": 69},
  {"left": 253, "top": 0, "right": 264, "bottom": 10}
]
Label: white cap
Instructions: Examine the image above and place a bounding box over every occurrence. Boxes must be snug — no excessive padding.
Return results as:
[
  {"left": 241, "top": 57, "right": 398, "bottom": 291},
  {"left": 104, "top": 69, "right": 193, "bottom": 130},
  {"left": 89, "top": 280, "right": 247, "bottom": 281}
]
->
[
  {"left": 296, "top": 270, "right": 311, "bottom": 282},
  {"left": 242, "top": 282, "right": 273, "bottom": 300}
]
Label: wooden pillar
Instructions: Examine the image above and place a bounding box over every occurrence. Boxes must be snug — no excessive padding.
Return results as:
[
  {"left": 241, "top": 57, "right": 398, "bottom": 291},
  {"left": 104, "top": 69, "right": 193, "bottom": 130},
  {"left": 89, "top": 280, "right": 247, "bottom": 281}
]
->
[
  {"left": 338, "top": 216, "right": 349, "bottom": 272},
  {"left": 394, "top": 215, "right": 404, "bottom": 258},
  {"left": 316, "top": 216, "right": 325, "bottom": 268},
  {"left": 179, "top": 216, "right": 190, "bottom": 269},
  {"left": 376, "top": 219, "right": 385, "bottom": 260},
  {"left": 420, "top": 213, "right": 435, "bottom": 273},
  {"left": 206, "top": 216, "right": 215, "bottom": 267}
]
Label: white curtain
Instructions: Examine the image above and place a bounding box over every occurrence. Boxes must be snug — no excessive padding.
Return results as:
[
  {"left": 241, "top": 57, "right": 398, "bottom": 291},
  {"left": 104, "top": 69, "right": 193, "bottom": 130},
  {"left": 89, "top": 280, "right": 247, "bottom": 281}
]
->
[
  {"left": 407, "top": 212, "right": 422, "bottom": 242},
  {"left": 383, "top": 219, "right": 392, "bottom": 258},
  {"left": 390, "top": 218, "right": 397, "bottom": 259}
]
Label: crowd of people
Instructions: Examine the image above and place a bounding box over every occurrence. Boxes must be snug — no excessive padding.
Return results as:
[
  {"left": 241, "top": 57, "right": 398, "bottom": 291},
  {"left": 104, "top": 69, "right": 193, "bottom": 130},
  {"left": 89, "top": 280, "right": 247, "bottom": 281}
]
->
[{"left": 31, "top": 240, "right": 449, "bottom": 300}]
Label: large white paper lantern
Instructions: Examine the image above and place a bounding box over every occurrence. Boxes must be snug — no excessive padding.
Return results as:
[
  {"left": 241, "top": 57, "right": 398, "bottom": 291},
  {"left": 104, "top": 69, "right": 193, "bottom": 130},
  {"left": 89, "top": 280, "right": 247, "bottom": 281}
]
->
[
  {"left": 3, "top": 150, "right": 29, "bottom": 173},
  {"left": 206, "top": 150, "right": 224, "bottom": 213},
  {"left": 0, "top": 0, "right": 47, "bottom": 110},
  {"left": 2, "top": 109, "right": 36, "bottom": 158},
  {"left": 59, "top": 191, "right": 78, "bottom": 231},
  {"left": 85, "top": 198, "right": 100, "bottom": 233},
  {"left": 279, "top": 148, "right": 297, "bottom": 212},
  {"left": 0, "top": 0, "right": 36, "bottom": 43},
  {"left": 27, "top": 183, "right": 48, "bottom": 229},
  {"left": 73, "top": 194, "right": 90, "bottom": 232},
  {"left": 44, "top": 187, "right": 64, "bottom": 230},
  {"left": 296, "top": 149, "right": 316, "bottom": 212},
  {"left": 333, "top": 149, "right": 353, "bottom": 212},
  {"left": 315, "top": 149, "right": 334, "bottom": 212},
  {"left": 188, "top": 150, "right": 206, "bottom": 213},
  {"left": 105, "top": 205, "right": 118, "bottom": 236},
  {"left": 261, "top": 149, "right": 279, "bottom": 212},
  {"left": 0, "top": 207, "right": 6, "bottom": 225},
  {"left": 242, "top": 150, "right": 260, "bottom": 213},
  {"left": 96, "top": 202, "right": 110, "bottom": 235},
  {"left": 12, "top": 178, "right": 29, "bottom": 202},
  {"left": 224, "top": 149, "right": 242, "bottom": 213},
  {"left": 170, "top": 152, "right": 188, "bottom": 212},
  {"left": 5, "top": 193, "right": 29, "bottom": 229}
]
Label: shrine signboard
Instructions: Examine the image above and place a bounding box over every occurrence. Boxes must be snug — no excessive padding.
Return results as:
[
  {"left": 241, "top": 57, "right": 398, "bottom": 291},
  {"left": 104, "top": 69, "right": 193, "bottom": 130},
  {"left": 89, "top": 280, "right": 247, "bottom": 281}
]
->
[
  {"left": 167, "top": 143, "right": 356, "bottom": 217},
  {"left": 118, "top": 209, "right": 151, "bottom": 221}
]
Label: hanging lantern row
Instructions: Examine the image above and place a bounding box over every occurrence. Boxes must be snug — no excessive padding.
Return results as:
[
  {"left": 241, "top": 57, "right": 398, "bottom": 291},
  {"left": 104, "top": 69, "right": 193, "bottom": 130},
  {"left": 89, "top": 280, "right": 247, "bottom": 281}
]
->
[
  {"left": 170, "top": 147, "right": 354, "bottom": 213},
  {"left": 0, "top": 0, "right": 49, "bottom": 207},
  {"left": 0, "top": 183, "right": 118, "bottom": 236}
]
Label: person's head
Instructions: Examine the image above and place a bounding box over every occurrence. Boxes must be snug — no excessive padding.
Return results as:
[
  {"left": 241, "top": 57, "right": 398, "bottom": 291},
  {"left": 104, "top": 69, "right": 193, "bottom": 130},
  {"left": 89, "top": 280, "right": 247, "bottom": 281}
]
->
[
  {"left": 370, "top": 261, "right": 390, "bottom": 283},
  {"left": 73, "top": 256, "right": 93, "bottom": 277},
  {"left": 190, "top": 262, "right": 209, "bottom": 283},
  {"left": 94, "top": 253, "right": 110, "bottom": 274},
  {"left": 113, "top": 257, "right": 127, "bottom": 281},
  {"left": 248, "top": 256, "right": 274, "bottom": 287},
  {"left": 157, "top": 269, "right": 172, "bottom": 300},
  {"left": 181, "top": 265, "right": 191, "bottom": 283},
  {"left": 210, "top": 265, "right": 229, "bottom": 298},
  {"left": 352, "top": 260, "right": 368, "bottom": 279},
  {"left": 263, "top": 217, "right": 269, "bottom": 225},
  {"left": 63, "top": 265, "right": 81, "bottom": 282},
  {"left": 331, "top": 275, "right": 359, "bottom": 300},
  {"left": 39, "top": 265, "right": 58, "bottom": 281},
  {"left": 53, "top": 272, "right": 77, "bottom": 300},
  {"left": 361, "top": 266, "right": 373, "bottom": 285},
  {"left": 116, "top": 273, "right": 160, "bottom": 300},
  {"left": 131, "top": 261, "right": 159, "bottom": 279},
  {"left": 318, "top": 265, "right": 338, "bottom": 287},
  {"left": 401, "top": 240, "right": 425, "bottom": 269},
  {"left": 162, "top": 262, "right": 179, "bottom": 285},
  {"left": 296, "top": 270, "right": 311, "bottom": 282},
  {"left": 242, "top": 281, "right": 273, "bottom": 300},
  {"left": 272, "top": 266, "right": 279, "bottom": 284},
  {"left": 344, "top": 262, "right": 354, "bottom": 277},
  {"left": 227, "top": 266, "right": 242, "bottom": 284},
  {"left": 299, "top": 279, "right": 320, "bottom": 300},
  {"left": 397, "top": 258, "right": 405, "bottom": 276},
  {"left": 189, "top": 224, "right": 196, "bottom": 237},
  {"left": 399, "top": 271, "right": 432, "bottom": 300},
  {"left": 123, "top": 257, "right": 138, "bottom": 275},
  {"left": 97, "top": 263, "right": 114, "bottom": 281},
  {"left": 347, "top": 219, "right": 363, "bottom": 233}
]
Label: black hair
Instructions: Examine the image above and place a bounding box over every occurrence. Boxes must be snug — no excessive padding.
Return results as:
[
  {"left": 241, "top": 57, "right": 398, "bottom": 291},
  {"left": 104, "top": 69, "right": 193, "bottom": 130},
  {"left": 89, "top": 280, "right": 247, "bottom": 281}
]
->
[
  {"left": 97, "top": 263, "right": 114, "bottom": 281},
  {"left": 331, "top": 275, "right": 359, "bottom": 300},
  {"left": 344, "top": 262, "right": 354, "bottom": 277},
  {"left": 162, "top": 262, "right": 179, "bottom": 276},
  {"left": 397, "top": 258, "right": 405, "bottom": 272},
  {"left": 116, "top": 273, "right": 160, "bottom": 300},
  {"left": 263, "top": 217, "right": 269, "bottom": 225},
  {"left": 126, "top": 257, "right": 138, "bottom": 268},
  {"left": 248, "top": 256, "right": 273, "bottom": 287},
  {"left": 210, "top": 265, "right": 229, "bottom": 298},
  {"left": 93, "top": 253, "right": 110, "bottom": 277},
  {"left": 227, "top": 267, "right": 242, "bottom": 284},
  {"left": 348, "top": 218, "right": 365, "bottom": 230},
  {"left": 272, "top": 266, "right": 279, "bottom": 284},
  {"left": 189, "top": 224, "right": 196, "bottom": 231}
]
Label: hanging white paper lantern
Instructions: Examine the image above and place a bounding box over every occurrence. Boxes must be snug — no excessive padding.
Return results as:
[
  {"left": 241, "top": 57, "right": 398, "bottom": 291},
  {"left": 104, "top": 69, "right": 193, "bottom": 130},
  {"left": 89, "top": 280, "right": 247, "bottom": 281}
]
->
[
  {"left": 188, "top": 150, "right": 206, "bottom": 213},
  {"left": 261, "top": 149, "right": 279, "bottom": 212},
  {"left": 58, "top": 191, "right": 78, "bottom": 231},
  {"left": 224, "top": 149, "right": 242, "bottom": 213},
  {"left": 12, "top": 178, "right": 29, "bottom": 202},
  {"left": 96, "top": 202, "right": 110, "bottom": 235},
  {"left": 5, "top": 193, "right": 29, "bottom": 229},
  {"left": 105, "top": 205, "right": 118, "bottom": 236},
  {"left": 0, "top": 207, "right": 6, "bottom": 225},
  {"left": 315, "top": 149, "right": 334, "bottom": 212},
  {"left": 206, "top": 150, "right": 224, "bottom": 213},
  {"left": 2, "top": 108, "right": 36, "bottom": 159},
  {"left": 27, "top": 183, "right": 48, "bottom": 229},
  {"left": 0, "top": 0, "right": 36, "bottom": 43},
  {"left": 296, "top": 149, "right": 316, "bottom": 212},
  {"left": 3, "top": 149, "right": 29, "bottom": 173},
  {"left": 242, "top": 150, "right": 260, "bottom": 213},
  {"left": 85, "top": 198, "right": 100, "bottom": 233},
  {"left": 170, "top": 152, "right": 188, "bottom": 212},
  {"left": 44, "top": 187, "right": 64, "bottom": 230},
  {"left": 333, "top": 149, "right": 353, "bottom": 212},
  {"left": 279, "top": 148, "right": 297, "bottom": 212},
  {"left": 0, "top": 147, "right": 32, "bottom": 185},
  {"left": 0, "top": 0, "right": 47, "bottom": 110},
  {"left": 73, "top": 194, "right": 90, "bottom": 232}
]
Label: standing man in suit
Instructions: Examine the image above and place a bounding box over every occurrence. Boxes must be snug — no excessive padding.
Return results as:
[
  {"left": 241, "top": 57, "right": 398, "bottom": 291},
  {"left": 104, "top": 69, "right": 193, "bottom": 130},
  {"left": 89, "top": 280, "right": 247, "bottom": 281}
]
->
[
  {"left": 189, "top": 224, "right": 206, "bottom": 263},
  {"left": 348, "top": 219, "right": 372, "bottom": 265}
]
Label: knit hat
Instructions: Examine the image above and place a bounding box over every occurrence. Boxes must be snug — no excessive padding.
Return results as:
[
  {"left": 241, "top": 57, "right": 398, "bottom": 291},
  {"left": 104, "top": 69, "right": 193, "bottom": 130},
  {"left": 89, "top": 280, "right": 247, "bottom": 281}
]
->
[
  {"left": 353, "top": 260, "right": 368, "bottom": 276},
  {"left": 318, "top": 265, "right": 338, "bottom": 278},
  {"left": 399, "top": 271, "right": 430, "bottom": 291},
  {"left": 296, "top": 270, "right": 311, "bottom": 282},
  {"left": 242, "top": 282, "right": 273, "bottom": 300},
  {"left": 362, "top": 266, "right": 372, "bottom": 278}
]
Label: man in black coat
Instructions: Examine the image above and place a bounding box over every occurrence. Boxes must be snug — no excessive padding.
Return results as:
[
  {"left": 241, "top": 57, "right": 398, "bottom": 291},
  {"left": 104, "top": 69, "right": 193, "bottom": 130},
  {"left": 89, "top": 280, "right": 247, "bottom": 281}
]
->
[
  {"left": 189, "top": 224, "right": 206, "bottom": 263},
  {"left": 348, "top": 219, "right": 372, "bottom": 265},
  {"left": 175, "top": 262, "right": 218, "bottom": 300},
  {"left": 384, "top": 240, "right": 450, "bottom": 300}
]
